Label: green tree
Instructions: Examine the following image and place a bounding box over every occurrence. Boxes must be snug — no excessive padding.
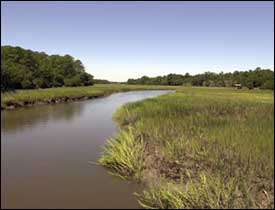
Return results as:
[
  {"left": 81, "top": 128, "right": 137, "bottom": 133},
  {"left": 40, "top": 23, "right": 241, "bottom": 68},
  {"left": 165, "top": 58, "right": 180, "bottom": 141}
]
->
[{"left": 1, "top": 45, "right": 94, "bottom": 90}]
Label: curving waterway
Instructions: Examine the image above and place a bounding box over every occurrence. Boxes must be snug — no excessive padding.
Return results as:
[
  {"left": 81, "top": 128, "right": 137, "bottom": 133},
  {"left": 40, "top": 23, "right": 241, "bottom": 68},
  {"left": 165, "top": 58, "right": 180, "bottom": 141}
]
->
[{"left": 1, "top": 90, "right": 171, "bottom": 209}]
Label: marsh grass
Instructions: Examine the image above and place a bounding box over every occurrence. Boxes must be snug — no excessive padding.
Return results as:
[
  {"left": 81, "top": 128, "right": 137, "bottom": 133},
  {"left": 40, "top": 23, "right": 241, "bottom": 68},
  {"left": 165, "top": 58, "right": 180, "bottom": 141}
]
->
[
  {"left": 99, "top": 127, "right": 146, "bottom": 180},
  {"left": 99, "top": 87, "right": 274, "bottom": 209},
  {"left": 1, "top": 84, "right": 174, "bottom": 109}
]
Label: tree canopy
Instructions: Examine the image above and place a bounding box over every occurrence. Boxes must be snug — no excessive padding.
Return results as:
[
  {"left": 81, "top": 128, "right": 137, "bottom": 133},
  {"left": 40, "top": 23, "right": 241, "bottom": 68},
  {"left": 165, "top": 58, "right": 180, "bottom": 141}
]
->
[
  {"left": 2, "top": 46, "right": 273, "bottom": 91},
  {"left": 93, "top": 79, "right": 112, "bottom": 84},
  {"left": 127, "top": 68, "right": 274, "bottom": 90},
  {"left": 1, "top": 45, "right": 94, "bottom": 90}
]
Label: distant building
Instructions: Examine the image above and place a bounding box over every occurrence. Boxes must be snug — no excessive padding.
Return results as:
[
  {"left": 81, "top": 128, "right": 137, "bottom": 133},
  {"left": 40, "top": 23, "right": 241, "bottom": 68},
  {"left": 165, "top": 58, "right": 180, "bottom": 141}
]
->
[{"left": 234, "top": 83, "right": 242, "bottom": 89}]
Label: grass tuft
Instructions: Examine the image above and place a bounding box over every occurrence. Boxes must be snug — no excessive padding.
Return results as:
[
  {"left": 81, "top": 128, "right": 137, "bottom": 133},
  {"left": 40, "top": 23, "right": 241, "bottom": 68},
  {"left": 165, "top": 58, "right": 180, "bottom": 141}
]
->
[{"left": 99, "top": 127, "right": 146, "bottom": 180}]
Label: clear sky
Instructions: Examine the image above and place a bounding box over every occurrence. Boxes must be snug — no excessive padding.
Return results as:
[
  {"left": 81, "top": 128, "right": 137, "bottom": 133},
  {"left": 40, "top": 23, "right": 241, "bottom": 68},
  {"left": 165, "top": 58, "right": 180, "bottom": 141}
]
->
[{"left": 1, "top": 1, "right": 274, "bottom": 82}]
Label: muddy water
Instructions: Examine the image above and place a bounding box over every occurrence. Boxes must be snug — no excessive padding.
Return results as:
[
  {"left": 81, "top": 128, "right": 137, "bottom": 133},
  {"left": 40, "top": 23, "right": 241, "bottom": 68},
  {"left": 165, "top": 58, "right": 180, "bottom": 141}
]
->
[{"left": 1, "top": 90, "right": 171, "bottom": 209}]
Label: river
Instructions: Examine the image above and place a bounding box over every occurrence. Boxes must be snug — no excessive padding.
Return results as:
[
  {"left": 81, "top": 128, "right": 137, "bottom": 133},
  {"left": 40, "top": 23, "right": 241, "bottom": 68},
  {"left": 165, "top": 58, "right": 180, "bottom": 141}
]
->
[{"left": 1, "top": 90, "right": 171, "bottom": 209}]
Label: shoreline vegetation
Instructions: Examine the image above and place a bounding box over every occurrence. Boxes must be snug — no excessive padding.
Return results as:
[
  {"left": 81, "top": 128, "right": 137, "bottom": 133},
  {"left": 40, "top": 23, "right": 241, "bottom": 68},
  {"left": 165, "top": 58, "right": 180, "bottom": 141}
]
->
[
  {"left": 2, "top": 84, "right": 273, "bottom": 111},
  {"left": 1, "top": 84, "right": 174, "bottom": 110},
  {"left": 1, "top": 45, "right": 274, "bottom": 208},
  {"left": 99, "top": 87, "right": 274, "bottom": 209}
]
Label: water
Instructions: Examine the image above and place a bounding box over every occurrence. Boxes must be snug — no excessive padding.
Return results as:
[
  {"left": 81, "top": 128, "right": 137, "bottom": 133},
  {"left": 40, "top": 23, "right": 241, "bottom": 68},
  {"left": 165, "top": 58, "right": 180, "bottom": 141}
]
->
[{"left": 1, "top": 90, "right": 171, "bottom": 209}]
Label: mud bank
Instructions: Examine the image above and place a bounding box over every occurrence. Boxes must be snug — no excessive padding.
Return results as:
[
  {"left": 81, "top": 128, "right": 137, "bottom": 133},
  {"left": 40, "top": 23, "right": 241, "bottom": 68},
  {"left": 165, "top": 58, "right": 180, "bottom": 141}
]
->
[
  {"left": 2, "top": 93, "right": 109, "bottom": 110},
  {"left": 1, "top": 84, "right": 175, "bottom": 110}
]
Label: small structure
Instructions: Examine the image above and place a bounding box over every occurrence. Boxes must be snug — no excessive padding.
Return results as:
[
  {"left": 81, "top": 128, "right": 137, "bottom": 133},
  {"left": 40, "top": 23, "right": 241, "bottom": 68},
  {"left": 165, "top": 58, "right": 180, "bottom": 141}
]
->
[{"left": 234, "top": 83, "right": 242, "bottom": 89}]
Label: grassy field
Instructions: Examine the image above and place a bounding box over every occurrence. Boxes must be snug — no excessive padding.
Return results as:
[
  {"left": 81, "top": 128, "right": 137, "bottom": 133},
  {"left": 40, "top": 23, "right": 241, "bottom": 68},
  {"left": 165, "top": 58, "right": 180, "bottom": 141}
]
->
[
  {"left": 1, "top": 84, "right": 174, "bottom": 109},
  {"left": 99, "top": 87, "right": 274, "bottom": 209}
]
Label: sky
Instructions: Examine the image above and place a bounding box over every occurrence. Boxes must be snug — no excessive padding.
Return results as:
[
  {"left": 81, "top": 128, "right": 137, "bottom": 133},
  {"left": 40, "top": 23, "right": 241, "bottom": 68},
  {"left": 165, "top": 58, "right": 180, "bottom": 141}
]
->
[{"left": 1, "top": 1, "right": 274, "bottom": 82}]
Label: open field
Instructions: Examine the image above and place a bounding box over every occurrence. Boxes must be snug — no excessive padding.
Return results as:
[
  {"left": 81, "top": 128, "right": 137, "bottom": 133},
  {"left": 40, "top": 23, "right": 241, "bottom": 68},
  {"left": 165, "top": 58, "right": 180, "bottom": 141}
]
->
[
  {"left": 1, "top": 84, "right": 174, "bottom": 110},
  {"left": 99, "top": 87, "right": 274, "bottom": 209}
]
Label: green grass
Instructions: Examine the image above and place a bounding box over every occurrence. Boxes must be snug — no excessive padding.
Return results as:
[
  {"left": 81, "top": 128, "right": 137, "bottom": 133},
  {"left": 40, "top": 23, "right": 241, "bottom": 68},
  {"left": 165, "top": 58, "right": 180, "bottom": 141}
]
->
[
  {"left": 99, "top": 127, "right": 146, "bottom": 180},
  {"left": 99, "top": 87, "right": 274, "bottom": 209},
  {"left": 1, "top": 84, "right": 174, "bottom": 109}
]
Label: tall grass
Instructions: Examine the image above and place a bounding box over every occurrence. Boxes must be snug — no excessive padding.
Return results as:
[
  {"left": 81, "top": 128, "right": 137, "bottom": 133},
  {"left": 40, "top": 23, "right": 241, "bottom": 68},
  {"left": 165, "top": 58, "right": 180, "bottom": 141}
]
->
[
  {"left": 99, "top": 87, "right": 274, "bottom": 209},
  {"left": 99, "top": 127, "right": 146, "bottom": 180},
  {"left": 1, "top": 84, "right": 174, "bottom": 109}
]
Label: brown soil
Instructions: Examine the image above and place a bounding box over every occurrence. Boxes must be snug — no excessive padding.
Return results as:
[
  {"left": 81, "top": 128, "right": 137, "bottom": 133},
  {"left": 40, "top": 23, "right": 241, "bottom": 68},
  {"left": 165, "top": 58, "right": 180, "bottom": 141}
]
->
[{"left": 2, "top": 93, "right": 109, "bottom": 110}]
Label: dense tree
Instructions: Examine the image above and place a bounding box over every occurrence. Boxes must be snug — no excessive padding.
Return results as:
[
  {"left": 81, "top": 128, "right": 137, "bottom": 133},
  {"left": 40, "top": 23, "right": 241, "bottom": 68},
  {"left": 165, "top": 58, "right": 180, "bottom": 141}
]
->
[
  {"left": 93, "top": 79, "right": 112, "bottom": 84},
  {"left": 1, "top": 45, "right": 94, "bottom": 90},
  {"left": 262, "top": 79, "right": 274, "bottom": 90},
  {"left": 127, "top": 68, "right": 274, "bottom": 90},
  {"left": 2, "top": 46, "right": 273, "bottom": 91}
]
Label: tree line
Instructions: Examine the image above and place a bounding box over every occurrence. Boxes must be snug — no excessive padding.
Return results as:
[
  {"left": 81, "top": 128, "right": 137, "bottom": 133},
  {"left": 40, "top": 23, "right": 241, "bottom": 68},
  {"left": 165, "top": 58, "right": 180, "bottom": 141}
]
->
[
  {"left": 93, "top": 79, "right": 112, "bottom": 84},
  {"left": 2, "top": 45, "right": 273, "bottom": 91},
  {"left": 1, "top": 45, "right": 94, "bottom": 90},
  {"left": 127, "top": 68, "right": 274, "bottom": 90}
]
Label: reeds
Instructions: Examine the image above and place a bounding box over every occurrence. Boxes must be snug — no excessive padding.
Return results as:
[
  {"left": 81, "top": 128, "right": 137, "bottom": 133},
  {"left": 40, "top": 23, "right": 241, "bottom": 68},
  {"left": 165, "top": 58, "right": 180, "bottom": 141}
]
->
[
  {"left": 1, "top": 84, "right": 174, "bottom": 109},
  {"left": 99, "top": 127, "right": 146, "bottom": 180},
  {"left": 99, "top": 87, "right": 274, "bottom": 209}
]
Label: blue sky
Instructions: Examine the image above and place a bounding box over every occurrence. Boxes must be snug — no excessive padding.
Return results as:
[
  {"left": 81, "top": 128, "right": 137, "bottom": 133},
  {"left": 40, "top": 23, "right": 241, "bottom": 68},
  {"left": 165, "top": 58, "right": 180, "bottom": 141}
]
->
[{"left": 1, "top": 1, "right": 274, "bottom": 82}]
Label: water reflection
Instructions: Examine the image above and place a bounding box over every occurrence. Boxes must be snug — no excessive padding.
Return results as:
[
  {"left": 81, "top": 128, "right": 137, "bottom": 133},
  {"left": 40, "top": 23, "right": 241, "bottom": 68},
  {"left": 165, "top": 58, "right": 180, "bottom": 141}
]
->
[
  {"left": 1, "top": 90, "right": 171, "bottom": 209},
  {"left": 1, "top": 102, "right": 86, "bottom": 133}
]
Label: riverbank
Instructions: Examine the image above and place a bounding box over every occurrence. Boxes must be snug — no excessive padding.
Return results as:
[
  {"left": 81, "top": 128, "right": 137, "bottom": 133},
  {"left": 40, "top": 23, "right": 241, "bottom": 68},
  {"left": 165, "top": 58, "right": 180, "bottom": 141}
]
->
[
  {"left": 1, "top": 84, "right": 174, "bottom": 110},
  {"left": 99, "top": 87, "right": 274, "bottom": 209},
  {"left": 2, "top": 90, "right": 173, "bottom": 208}
]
